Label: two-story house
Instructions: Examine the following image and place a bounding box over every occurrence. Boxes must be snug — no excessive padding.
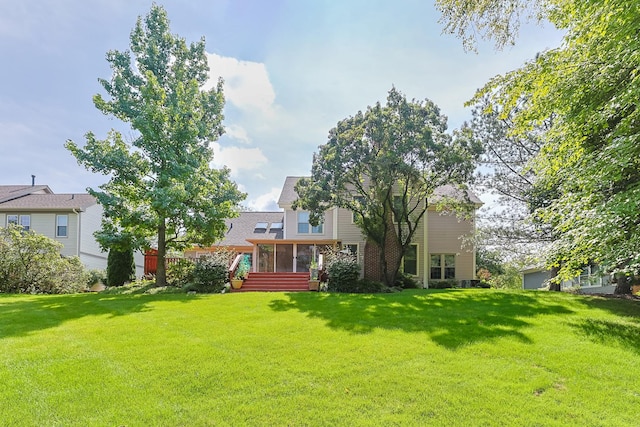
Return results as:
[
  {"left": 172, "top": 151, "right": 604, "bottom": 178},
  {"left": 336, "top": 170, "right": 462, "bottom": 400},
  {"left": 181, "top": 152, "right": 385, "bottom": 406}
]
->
[
  {"left": 0, "top": 184, "right": 144, "bottom": 275},
  {"left": 188, "top": 176, "right": 481, "bottom": 288}
]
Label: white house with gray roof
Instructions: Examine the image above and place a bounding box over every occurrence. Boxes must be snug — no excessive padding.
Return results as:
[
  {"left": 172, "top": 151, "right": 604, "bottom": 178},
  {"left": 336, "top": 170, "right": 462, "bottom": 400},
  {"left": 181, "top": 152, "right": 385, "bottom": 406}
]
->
[{"left": 0, "top": 184, "right": 143, "bottom": 275}]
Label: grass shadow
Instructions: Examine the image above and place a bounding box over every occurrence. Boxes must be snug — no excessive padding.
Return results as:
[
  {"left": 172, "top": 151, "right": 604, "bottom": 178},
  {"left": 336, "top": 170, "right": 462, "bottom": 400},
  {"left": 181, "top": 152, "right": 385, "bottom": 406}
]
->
[
  {"left": 0, "top": 292, "right": 199, "bottom": 339},
  {"left": 569, "top": 295, "right": 640, "bottom": 355},
  {"left": 269, "top": 289, "right": 575, "bottom": 350}
]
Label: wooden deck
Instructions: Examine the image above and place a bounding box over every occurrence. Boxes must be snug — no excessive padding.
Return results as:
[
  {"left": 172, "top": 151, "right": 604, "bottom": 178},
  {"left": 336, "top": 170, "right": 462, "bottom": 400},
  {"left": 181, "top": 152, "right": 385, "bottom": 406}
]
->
[{"left": 232, "top": 272, "right": 312, "bottom": 292}]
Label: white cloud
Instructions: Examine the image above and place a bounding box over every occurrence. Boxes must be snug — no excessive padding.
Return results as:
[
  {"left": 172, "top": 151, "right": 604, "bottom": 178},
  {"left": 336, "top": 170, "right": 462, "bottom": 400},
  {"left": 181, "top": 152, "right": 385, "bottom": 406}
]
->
[
  {"left": 224, "top": 124, "right": 251, "bottom": 143},
  {"left": 247, "top": 187, "right": 283, "bottom": 212},
  {"left": 205, "top": 53, "right": 276, "bottom": 116},
  {"left": 211, "top": 142, "right": 268, "bottom": 175}
]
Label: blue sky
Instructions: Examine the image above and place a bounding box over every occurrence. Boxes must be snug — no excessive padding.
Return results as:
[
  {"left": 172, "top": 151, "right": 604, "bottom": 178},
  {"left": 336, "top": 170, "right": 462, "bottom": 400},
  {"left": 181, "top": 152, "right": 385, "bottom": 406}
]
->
[{"left": 0, "top": 0, "right": 563, "bottom": 211}]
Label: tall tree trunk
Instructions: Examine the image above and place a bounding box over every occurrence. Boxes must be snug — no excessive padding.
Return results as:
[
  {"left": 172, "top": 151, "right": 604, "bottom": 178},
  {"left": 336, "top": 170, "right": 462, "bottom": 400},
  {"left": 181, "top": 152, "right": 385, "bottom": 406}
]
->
[
  {"left": 548, "top": 265, "right": 561, "bottom": 291},
  {"left": 613, "top": 272, "right": 631, "bottom": 295},
  {"left": 382, "top": 214, "right": 403, "bottom": 287},
  {"left": 156, "top": 217, "right": 167, "bottom": 287}
]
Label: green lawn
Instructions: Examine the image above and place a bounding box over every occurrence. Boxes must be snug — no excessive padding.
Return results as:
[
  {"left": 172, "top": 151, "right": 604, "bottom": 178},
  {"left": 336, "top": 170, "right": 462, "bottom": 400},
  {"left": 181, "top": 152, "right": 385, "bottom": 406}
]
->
[{"left": 0, "top": 289, "right": 638, "bottom": 426}]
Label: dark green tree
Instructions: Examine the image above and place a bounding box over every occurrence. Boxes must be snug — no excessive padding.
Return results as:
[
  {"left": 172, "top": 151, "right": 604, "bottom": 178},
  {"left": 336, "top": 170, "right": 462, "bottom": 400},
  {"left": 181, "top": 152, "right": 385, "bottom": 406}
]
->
[
  {"left": 107, "top": 246, "right": 134, "bottom": 287},
  {"left": 295, "top": 87, "right": 481, "bottom": 286},
  {"left": 66, "top": 5, "right": 245, "bottom": 286}
]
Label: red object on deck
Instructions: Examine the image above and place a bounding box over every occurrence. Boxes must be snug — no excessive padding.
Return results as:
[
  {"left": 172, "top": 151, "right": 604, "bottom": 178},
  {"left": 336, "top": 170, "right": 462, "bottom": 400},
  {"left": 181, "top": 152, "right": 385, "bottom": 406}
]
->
[{"left": 144, "top": 249, "right": 158, "bottom": 275}]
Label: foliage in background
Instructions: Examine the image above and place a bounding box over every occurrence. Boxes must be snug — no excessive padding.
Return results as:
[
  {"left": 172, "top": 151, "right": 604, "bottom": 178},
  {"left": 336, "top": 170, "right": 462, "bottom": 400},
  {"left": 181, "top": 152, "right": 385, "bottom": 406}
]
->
[
  {"left": 475, "top": 245, "right": 525, "bottom": 290},
  {"left": 65, "top": 4, "right": 245, "bottom": 287},
  {"left": 295, "top": 87, "right": 481, "bottom": 286},
  {"left": 486, "top": 264, "right": 523, "bottom": 290},
  {"left": 476, "top": 246, "right": 506, "bottom": 277},
  {"left": 437, "top": 0, "right": 640, "bottom": 293},
  {"left": 0, "top": 225, "right": 87, "bottom": 294}
]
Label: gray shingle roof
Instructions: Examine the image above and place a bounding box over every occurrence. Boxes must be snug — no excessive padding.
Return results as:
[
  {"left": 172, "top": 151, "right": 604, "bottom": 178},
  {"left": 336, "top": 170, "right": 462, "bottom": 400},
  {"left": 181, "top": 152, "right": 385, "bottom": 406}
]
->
[
  {"left": 0, "top": 185, "right": 52, "bottom": 203},
  {"left": 277, "top": 176, "right": 305, "bottom": 206},
  {"left": 0, "top": 185, "right": 96, "bottom": 211},
  {"left": 216, "top": 211, "right": 285, "bottom": 246}
]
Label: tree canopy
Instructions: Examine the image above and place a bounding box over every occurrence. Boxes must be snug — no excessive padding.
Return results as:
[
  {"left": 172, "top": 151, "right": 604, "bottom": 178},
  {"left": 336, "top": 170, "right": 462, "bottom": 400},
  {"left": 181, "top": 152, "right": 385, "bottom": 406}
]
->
[
  {"left": 471, "top": 95, "right": 554, "bottom": 260},
  {"left": 66, "top": 4, "right": 245, "bottom": 286},
  {"left": 295, "top": 87, "right": 481, "bottom": 286},
  {"left": 437, "top": 0, "right": 640, "bottom": 288}
]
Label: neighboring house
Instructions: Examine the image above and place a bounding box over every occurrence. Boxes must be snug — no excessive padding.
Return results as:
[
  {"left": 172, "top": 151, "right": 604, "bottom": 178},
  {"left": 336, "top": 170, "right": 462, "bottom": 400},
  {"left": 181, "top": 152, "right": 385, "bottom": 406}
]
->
[
  {"left": 521, "top": 264, "right": 615, "bottom": 294},
  {"left": 191, "top": 176, "right": 482, "bottom": 287},
  {"left": 0, "top": 184, "right": 144, "bottom": 276}
]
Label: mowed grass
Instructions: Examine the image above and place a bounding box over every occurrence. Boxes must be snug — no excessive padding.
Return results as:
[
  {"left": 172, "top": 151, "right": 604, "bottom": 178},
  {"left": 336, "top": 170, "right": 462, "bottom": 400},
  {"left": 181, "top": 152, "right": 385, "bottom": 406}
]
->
[{"left": 0, "top": 289, "right": 638, "bottom": 426}]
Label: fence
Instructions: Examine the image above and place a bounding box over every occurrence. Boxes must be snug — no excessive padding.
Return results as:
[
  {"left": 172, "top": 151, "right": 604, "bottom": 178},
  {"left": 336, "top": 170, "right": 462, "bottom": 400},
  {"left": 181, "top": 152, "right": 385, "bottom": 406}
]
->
[{"left": 143, "top": 250, "right": 182, "bottom": 275}]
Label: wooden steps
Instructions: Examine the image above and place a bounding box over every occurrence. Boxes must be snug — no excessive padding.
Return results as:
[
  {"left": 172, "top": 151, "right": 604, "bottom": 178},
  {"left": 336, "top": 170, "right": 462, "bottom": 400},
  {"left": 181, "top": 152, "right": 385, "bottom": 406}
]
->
[{"left": 233, "top": 272, "right": 311, "bottom": 292}]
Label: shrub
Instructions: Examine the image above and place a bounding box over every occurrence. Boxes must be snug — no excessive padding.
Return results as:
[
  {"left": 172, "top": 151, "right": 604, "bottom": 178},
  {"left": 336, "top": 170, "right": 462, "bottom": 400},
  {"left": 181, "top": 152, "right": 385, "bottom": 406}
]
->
[
  {"left": 107, "top": 246, "right": 134, "bottom": 286},
  {"left": 166, "top": 258, "right": 196, "bottom": 287},
  {"left": 428, "top": 279, "right": 458, "bottom": 289},
  {"left": 187, "top": 254, "right": 229, "bottom": 293},
  {"left": 395, "top": 272, "right": 420, "bottom": 289},
  {"left": 486, "top": 265, "right": 522, "bottom": 289},
  {"left": 42, "top": 256, "right": 88, "bottom": 294},
  {"left": 0, "top": 225, "right": 87, "bottom": 294},
  {"left": 325, "top": 250, "right": 361, "bottom": 292},
  {"left": 86, "top": 269, "right": 106, "bottom": 288}
]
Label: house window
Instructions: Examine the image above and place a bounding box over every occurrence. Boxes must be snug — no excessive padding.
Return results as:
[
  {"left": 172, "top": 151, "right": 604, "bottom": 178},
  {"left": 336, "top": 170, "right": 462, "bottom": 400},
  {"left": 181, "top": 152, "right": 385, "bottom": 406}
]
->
[
  {"left": 7, "top": 214, "right": 18, "bottom": 226},
  {"left": 297, "top": 211, "right": 323, "bottom": 234},
  {"left": 20, "top": 215, "right": 30, "bottom": 231},
  {"left": 8, "top": 214, "right": 30, "bottom": 231},
  {"left": 403, "top": 244, "right": 418, "bottom": 276},
  {"left": 56, "top": 215, "right": 68, "bottom": 237},
  {"left": 342, "top": 244, "right": 358, "bottom": 259},
  {"left": 430, "top": 254, "right": 455, "bottom": 280}
]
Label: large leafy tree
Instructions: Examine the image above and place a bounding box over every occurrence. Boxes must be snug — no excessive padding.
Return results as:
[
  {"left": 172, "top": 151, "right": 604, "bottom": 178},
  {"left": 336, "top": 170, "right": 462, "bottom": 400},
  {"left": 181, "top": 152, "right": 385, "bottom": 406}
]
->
[
  {"left": 66, "top": 5, "right": 245, "bottom": 286},
  {"left": 436, "top": 0, "right": 640, "bottom": 292},
  {"left": 295, "top": 87, "right": 481, "bottom": 286}
]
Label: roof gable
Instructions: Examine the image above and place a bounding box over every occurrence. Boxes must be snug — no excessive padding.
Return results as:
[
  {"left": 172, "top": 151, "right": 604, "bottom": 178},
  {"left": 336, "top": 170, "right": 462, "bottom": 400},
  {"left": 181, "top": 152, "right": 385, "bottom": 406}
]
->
[
  {"left": 0, "top": 185, "right": 53, "bottom": 203},
  {"left": 277, "top": 176, "right": 305, "bottom": 207}
]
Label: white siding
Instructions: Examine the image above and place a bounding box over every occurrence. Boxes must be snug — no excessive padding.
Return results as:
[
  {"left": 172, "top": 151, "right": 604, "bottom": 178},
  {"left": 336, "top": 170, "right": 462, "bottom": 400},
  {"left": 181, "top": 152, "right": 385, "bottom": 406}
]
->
[
  {"left": 284, "top": 208, "right": 335, "bottom": 240},
  {"left": 427, "top": 210, "right": 476, "bottom": 280},
  {"left": 29, "top": 212, "right": 79, "bottom": 257},
  {"left": 79, "top": 204, "right": 108, "bottom": 271},
  {"left": 133, "top": 250, "right": 144, "bottom": 278},
  {"left": 335, "top": 207, "right": 367, "bottom": 274}
]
